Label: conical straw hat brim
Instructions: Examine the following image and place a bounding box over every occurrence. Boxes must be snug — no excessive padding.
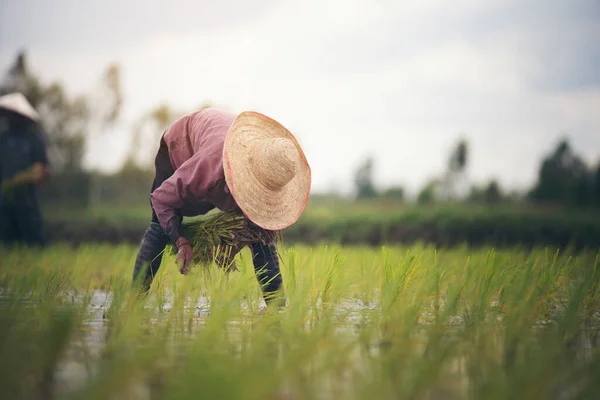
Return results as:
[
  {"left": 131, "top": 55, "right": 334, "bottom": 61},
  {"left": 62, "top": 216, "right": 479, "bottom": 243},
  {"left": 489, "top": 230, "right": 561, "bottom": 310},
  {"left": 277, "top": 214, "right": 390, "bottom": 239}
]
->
[
  {"left": 0, "top": 93, "right": 40, "bottom": 122},
  {"left": 223, "top": 111, "right": 311, "bottom": 231}
]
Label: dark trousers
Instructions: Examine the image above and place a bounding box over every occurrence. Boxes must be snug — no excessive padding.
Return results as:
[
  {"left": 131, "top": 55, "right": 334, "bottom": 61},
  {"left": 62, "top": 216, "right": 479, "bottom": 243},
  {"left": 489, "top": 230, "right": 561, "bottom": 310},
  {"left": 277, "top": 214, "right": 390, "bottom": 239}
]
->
[
  {"left": 132, "top": 138, "right": 284, "bottom": 305},
  {"left": 0, "top": 203, "right": 45, "bottom": 247}
]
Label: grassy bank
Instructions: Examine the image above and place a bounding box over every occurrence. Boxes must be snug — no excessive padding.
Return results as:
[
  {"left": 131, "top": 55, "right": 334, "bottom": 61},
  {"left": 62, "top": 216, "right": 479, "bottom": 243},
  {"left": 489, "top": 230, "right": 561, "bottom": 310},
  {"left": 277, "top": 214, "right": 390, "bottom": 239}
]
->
[
  {"left": 291, "top": 203, "right": 600, "bottom": 249},
  {"left": 42, "top": 202, "right": 600, "bottom": 249},
  {"left": 1, "top": 243, "right": 599, "bottom": 399}
]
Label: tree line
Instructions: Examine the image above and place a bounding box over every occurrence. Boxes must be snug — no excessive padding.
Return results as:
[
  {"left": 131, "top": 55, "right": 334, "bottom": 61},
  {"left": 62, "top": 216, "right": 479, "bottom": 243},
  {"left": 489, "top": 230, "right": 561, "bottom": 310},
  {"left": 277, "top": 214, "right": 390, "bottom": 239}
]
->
[
  {"left": 0, "top": 51, "right": 195, "bottom": 206},
  {"left": 353, "top": 135, "right": 599, "bottom": 209},
  {"left": 2, "top": 51, "right": 599, "bottom": 211}
]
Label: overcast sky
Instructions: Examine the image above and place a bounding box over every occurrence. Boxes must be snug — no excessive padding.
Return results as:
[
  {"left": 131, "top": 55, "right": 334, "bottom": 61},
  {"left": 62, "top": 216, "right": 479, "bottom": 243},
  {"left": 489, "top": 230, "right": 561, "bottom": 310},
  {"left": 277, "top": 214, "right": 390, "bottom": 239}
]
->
[{"left": 1, "top": 0, "right": 599, "bottom": 195}]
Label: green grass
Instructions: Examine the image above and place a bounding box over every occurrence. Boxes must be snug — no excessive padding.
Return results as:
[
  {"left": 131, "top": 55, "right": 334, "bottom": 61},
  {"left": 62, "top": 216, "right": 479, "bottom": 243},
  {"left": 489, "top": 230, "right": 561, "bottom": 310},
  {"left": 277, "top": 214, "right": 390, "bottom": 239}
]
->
[
  {"left": 42, "top": 201, "right": 600, "bottom": 249},
  {"left": 43, "top": 200, "right": 573, "bottom": 226},
  {"left": 1, "top": 243, "right": 600, "bottom": 399}
]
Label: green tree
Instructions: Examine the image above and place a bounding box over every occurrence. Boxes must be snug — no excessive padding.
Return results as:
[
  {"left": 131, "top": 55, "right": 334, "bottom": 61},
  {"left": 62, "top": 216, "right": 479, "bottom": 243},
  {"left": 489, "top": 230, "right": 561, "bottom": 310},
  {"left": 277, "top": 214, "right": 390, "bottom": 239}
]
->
[
  {"left": 484, "top": 180, "right": 502, "bottom": 204},
  {"left": 417, "top": 179, "right": 440, "bottom": 205},
  {"left": 353, "top": 157, "right": 377, "bottom": 199},
  {"left": 441, "top": 137, "right": 469, "bottom": 201},
  {"left": 0, "top": 51, "right": 121, "bottom": 173},
  {"left": 380, "top": 186, "right": 405, "bottom": 201},
  {"left": 467, "top": 185, "right": 485, "bottom": 203},
  {"left": 450, "top": 139, "right": 468, "bottom": 173},
  {"left": 530, "top": 138, "right": 592, "bottom": 207},
  {"left": 1, "top": 51, "right": 122, "bottom": 207},
  {"left": 468, "top": 180, "right": 503, "bottom": 204},
  {"left": 592, "top": 161, "right": 600, "bottom": 205}
]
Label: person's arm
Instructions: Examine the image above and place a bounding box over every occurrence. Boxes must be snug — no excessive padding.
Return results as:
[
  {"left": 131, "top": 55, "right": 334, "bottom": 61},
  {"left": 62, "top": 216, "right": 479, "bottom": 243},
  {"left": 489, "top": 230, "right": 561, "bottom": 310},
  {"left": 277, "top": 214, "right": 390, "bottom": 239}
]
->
[
  {"left": 151, "top": 151, "right": 223, "bottom": 242},
  {"left": 150, "top": 174, "right": 185, "bottom": 244},
  {"left": 0, "top": 161, "right": 50, "bottom": 199},
  {"left": 6, "top": 130, "right": 52, "bottom": 187},
  {"left": 3, "top": 163, "right": 44, "bottom": 185},
  {"left": 151, "top": 152, "right": 223, "bottom": 274}
]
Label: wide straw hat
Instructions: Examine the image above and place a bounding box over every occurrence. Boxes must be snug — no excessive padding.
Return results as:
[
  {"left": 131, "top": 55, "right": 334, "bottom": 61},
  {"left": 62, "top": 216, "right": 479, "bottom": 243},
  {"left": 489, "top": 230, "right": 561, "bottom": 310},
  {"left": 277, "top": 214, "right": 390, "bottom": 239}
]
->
[
  {"left": 223, "top": 111, "right": 311, "bottom": 231},
  {"left": 0, "top": 92, "right": 40, "bottom": 122}
]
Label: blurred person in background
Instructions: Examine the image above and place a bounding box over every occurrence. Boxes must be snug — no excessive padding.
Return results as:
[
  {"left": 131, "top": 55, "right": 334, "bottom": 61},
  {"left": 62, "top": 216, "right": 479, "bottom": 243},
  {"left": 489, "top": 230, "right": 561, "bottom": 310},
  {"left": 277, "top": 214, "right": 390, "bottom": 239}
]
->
[
  {"left": 132, "top": 108, "right": 311, "bottom": 307},
  {"left": 0, "top": 93, "right": 51, "bottom": 246}
]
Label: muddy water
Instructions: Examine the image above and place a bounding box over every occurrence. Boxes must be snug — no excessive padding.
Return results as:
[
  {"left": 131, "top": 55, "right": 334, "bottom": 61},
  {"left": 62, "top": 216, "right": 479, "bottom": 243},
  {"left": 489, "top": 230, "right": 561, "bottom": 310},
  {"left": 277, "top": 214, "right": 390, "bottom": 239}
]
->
[
  {"left": 33, "top": 290, "right": 600, "bottom": 399},
  {"left": 52, "top": 290, "right": 213, "bottom": 394},
  {"left": 49, "top": 291, "right": 376, "bottom": 396}
]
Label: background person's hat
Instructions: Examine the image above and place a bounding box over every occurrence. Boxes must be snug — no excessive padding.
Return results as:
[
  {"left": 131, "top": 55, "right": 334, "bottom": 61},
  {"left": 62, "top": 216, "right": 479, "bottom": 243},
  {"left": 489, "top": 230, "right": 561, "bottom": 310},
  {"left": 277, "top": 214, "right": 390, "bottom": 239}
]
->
[
  {"left": 223, "top": 111, "right": 311, "bottom": 231},
  {"left": 0, "top": 92, "right": 40, "bottom": 122}
]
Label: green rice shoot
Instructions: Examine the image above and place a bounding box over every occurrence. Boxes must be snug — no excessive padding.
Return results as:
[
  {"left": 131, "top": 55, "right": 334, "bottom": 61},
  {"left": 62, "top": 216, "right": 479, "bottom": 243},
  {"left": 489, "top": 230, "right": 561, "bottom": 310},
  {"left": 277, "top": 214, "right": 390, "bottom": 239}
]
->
[
  {"left": 1, "top": 244, "right": 600, "bottom": 399},
  {"left": 167, "top": 210, "right": 280, "bottom": 271}
]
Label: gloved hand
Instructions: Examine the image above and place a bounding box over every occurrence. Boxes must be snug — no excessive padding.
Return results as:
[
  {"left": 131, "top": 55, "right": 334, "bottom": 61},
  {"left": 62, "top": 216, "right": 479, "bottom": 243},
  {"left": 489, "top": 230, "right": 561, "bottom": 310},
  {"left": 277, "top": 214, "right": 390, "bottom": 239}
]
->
[{"left": 175, "top": 237, "right": 193, "bottom": 275}]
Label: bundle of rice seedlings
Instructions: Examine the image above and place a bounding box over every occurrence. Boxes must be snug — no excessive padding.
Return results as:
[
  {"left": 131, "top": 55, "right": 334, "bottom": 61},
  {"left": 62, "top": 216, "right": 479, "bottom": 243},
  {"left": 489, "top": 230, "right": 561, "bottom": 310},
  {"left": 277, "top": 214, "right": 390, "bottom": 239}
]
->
[{"left": 167, "top": 210, "right": 280, "bottom": 272}]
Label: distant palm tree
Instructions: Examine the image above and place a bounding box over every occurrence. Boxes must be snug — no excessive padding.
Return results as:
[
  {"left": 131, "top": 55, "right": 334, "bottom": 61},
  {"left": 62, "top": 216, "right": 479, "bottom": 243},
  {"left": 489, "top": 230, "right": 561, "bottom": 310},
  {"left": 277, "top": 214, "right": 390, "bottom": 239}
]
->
[{"left": 441, "top": 137, "right": 469, "bottom": 201}]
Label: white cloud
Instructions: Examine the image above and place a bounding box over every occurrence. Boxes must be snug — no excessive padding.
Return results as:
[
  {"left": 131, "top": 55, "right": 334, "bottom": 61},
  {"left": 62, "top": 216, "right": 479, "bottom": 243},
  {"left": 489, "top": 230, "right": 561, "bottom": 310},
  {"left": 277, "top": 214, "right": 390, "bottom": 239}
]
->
[{"left": 1, "top": 0, "right": 599, "bottom": 195}]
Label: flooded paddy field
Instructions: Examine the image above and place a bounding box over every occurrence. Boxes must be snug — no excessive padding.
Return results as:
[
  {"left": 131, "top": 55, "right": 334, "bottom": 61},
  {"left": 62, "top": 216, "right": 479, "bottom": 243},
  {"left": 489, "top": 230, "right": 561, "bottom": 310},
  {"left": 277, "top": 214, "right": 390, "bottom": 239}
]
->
[{"left": 1, "top": 244, "right": 600, "bottom": 399}]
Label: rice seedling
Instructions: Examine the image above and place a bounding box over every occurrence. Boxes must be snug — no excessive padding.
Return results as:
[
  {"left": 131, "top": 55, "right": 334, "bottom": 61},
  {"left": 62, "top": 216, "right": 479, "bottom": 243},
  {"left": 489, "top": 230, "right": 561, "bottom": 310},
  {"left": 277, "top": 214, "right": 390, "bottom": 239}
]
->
[
  {"left": 0, "top": 242, "right": 599, "bottom": 399},
  {"left": 167, "top": 210, "right": 280, "bottom": 271}
]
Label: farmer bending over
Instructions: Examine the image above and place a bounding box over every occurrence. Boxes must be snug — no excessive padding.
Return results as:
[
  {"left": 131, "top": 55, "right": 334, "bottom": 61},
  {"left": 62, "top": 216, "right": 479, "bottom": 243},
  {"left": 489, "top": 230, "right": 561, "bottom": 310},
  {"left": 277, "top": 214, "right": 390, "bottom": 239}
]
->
[{"left": 132, "top": 108, "right": 311, "bottom": 306}]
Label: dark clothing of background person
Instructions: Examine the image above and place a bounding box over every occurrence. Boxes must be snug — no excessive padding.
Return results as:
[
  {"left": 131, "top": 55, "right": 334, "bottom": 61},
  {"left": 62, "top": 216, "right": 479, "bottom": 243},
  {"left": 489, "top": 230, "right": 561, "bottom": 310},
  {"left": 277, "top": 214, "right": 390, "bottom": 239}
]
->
[{"left": 0, "top": 109, "right": 50, "bottom": 246}]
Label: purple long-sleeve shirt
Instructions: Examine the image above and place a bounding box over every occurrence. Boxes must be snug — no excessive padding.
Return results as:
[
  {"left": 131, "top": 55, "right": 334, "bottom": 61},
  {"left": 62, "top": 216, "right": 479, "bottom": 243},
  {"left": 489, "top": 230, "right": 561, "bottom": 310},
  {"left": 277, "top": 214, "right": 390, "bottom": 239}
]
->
[{"left": 150, "top": 108, "right": 238, "bottom": 242}]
